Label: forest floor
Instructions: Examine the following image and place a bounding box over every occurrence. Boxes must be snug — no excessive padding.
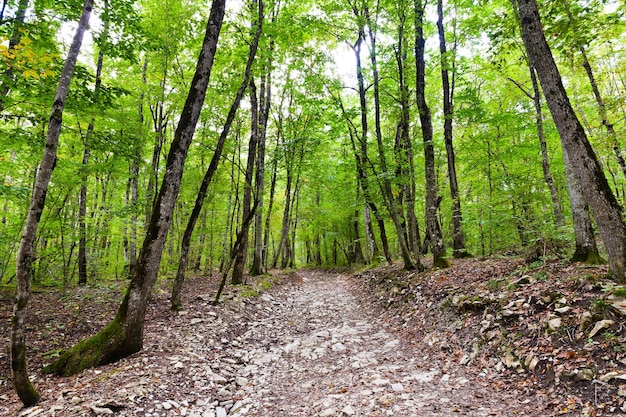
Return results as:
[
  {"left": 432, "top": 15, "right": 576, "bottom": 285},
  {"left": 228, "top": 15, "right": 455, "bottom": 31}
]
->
[{"left": 1, "top": 257, "right": 625, "bottom": 416}]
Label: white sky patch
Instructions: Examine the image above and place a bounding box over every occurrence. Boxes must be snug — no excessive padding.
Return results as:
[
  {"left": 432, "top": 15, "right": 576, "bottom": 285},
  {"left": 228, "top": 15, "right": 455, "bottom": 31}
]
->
[{"left": 328, "top": 42, "right": 357, "bottom": 89}]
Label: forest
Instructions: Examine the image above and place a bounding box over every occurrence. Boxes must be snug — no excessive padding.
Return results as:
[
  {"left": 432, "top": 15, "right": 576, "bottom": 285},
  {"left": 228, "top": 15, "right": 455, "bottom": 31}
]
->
[{"left": 1, "top": 0, "right": 626, "bottom": 411}]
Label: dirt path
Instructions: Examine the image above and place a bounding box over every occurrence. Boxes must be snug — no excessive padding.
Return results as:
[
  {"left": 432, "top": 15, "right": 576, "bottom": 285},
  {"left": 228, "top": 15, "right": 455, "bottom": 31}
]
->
[{"left": 5, "top": 270, "right": 539, "bottom": 416}]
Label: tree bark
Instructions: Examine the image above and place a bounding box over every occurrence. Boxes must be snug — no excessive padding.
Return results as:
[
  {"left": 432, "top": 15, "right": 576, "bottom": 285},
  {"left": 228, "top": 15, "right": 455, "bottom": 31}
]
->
[
  {"left": 171, "top": 1, "right": 262, "bottom": 308},
  {"left": 363, "top": 5, "right": 415, "bottom": 270},
  {"left": 250, "top": 70, "right": 271, "bottom": 276},
  {"left": 44, "top": 0, "right": 227, "bottom": 376},
  {"left": 415, "top": 0, "right": 448, "bottom": 268},
  {"left": 78, "top": 14, "right": 107, "bottom": 285},
  {"left": 514, "top": 0, "right": 626, "bottom": 281},
  {"left": 231, "top": 80, "right": 259, "bottom": 285},
  {"left": 562, "top": 150, "right": 602, "bottom": 263},
  {"left": 437, "top": 0, "right": 467, "bottom": 258},
  {"left": 394, "top": 4, "right": 422, "bottom": 267},
  {"left": 529, "top": 65, "right": 565, "bottom": 228},
  {"left": 11, "top": 0, "right": 94, "bottom": 405}
]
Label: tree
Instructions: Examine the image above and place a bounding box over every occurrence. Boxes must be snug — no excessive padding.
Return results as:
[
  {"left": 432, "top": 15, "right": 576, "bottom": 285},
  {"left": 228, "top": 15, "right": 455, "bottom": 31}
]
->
[
  {"left": 11, "top": 0, "right": 94, "bottom": 405},
  {"left": 437, "top": 0, "right": 468, "bottom": 258},
  {"left": 513, "top": 0, "right": 626, "bottom": 281},
  {"left": 415, "top": 0, "right": 448, "bottom": 268},
  {"left": 171, "top": 0, "right": 263, "bottom": 309},
  {"left": 43, "top": 0, "right": 227, "bottom": 375}
]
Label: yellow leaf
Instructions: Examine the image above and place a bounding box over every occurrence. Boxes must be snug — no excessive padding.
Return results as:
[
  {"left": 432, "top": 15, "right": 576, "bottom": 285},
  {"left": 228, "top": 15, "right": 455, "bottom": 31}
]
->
[
  {"left": 20, "top": 37, "right": 32, "bottom": 46},
  {"left": 23, "top": 69, "right": 39, "bottom": 79}
]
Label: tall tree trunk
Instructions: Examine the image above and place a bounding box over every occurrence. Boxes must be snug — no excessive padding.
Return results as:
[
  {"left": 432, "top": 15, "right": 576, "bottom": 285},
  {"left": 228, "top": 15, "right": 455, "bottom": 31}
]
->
[
  {"left": 562, "top": 150, "right": 602, "bottom": 263},
  {"left": 44, "top": 0, "right": 227, "bottom": 376},
  {"left": 437, "top": 0, "right": 467, "bottom": 258},
  {"left": 129, "top": 58, "right": 149, "bottom": 277},
  {"left": 170, "top": 2, "right": 262, "bottom": 308},
  {"left": 250, "top": 71, "right": 271, "bottom": 275},
  {"left": 530, "top": 65, "right": 565, "bottom": 228},
  {"left": 415, "top": 0, "right": 448, "bottom": 268},
  {"left": 231, "top": 80, "right": 260, "bottom": 285},
  {"left": 363, "top": 5, "right": 416, "bottom": 270},
  {"left": 11, "top": 0, "right": 94, "bottom": 406},
  {"left": 394, "top": 4, "right": 422, "bottom": 268},
  {"left": 78, "top": 14, "right": 107, "bottom": 285},
  {"left": 514, "top": 0, "right": 626, "bottom": 281},
  {"left": 272, "top": 164, "right": 292, "bottom": 268}
]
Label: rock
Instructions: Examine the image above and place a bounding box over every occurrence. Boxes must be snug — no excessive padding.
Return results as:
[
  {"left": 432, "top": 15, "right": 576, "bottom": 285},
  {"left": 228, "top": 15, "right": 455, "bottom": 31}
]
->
[
  {"left": 579, "top": 311, "right": 593, "bottom": 331},
  {"left": 598, "top": 371, "right": 626, "bottom": 382},
  {"left": 331, "top": 342, "right": 347, "bottom": 352},
  {"left": 342, "top": 405, "right": 356, "bottom": 415},
  {"left": 391, "top": 383, "right": 404, "bottom": 392},
  {"left": 554, "top": 306, "right": 571, "bottom": 314},
  {"left": 588, "top": 319, "right": 614, "bottom": 339},
  {"left": 320, "top": 408, "right": 336, "bottom": 416},
  {"left": 235, "top": 376, "right": 249, "bottom": 387},
  {"left": 162, "top": 401, "right": 172, "bottom": 410},
  {"left": 546, "top": 315, "right": 561, "bottom": 332},
  {"left": 574, "top": 368, "right": 595, "bottom": 381},
  {"left": 90, "top": 405, "right": 114, "bottom": 415},
  {"left": 372, "top": 378, "right": 390, "bottom": 385},
  {"left": 608, "top": 296, "right": 626, "bottom": 316},
  {"left": 216, "top": 407, "right": 227, "bottom": 417},
  {"left": 211, "top": 373, "right": 229, "bottom": 385}
]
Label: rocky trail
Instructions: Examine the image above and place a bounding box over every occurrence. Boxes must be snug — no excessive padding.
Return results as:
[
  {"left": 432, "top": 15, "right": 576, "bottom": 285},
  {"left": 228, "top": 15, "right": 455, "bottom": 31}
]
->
[
  {"left": 1, "top": 268, "right": 532, "bottom": 417},
  {"left": 1, "top": 259, "right": 625, "bottom": 416}
]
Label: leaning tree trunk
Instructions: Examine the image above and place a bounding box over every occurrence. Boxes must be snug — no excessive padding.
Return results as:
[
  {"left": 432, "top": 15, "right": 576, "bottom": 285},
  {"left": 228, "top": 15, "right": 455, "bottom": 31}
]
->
[
  {"left": 44, "top": 0, "right": 227, "bottom": 376},
  {"left": 514, "top": 0, "right": 626, "bottom": 281},
  {"left": 415, "top": 0, "right": 448, "bottom": 268},
  {"left": 171, "top": 3, "right": 262, "bottom": 308},
  {"left": 437, "top": 0, "right": 468, "bottom": 258},
  {"left": 11, "top": 0, "right": 94, "bottom": 406}
]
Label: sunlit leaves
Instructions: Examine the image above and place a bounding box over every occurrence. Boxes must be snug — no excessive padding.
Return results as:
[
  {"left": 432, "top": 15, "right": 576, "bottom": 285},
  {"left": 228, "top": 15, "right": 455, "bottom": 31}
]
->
[{"left": 0, "top": 32, "right": 60, "bottom": 81}]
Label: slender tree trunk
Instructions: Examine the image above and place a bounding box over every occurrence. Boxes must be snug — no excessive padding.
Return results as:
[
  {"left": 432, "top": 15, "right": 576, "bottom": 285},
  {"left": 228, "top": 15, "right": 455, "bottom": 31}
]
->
[
  {"left": 129, "top": 58, "right": 148, "bottom": 277},
  {"left": 78, "top": 20, "right": 107, "bottom": 285},
  {"left": 394, "top": 5, "right": 423, "bottom": 268},
  {"left": 415, "top": 0, "right": 448, "bottom": 268},
  {"left": 11, "top": 0, "right": 93, "bottom": 406},
  {"left": 263, "top": 150, "right": 278, "bottom": 271},
  {"left": 231, "top": 80, "right": 259, "bottom": 285},
  {"left": 250, "top": 72, "right": 271, "bottom": 275},
  {"left": 530, "top": 65, "right": 565, "bottom": 227},
  {"left": 514, "top": 0, "right": 626, "bottom": 281},
  {"left": 437, "top": 0, "right": 467, "bottom": 258},
  {"left": 560, "top": 1, "right": 626, "bottom": 179},
  {"left": 364, "top": 6, "right": 417, "bottom": 270},
  {"left": 579, "top": 46, "right": 626, "bottom": 178},
  {"left": 44, "top": 0, "right": 227, "bottom": 376},
  {"left": 170, "top": 3, "right": 262, "bottom": 308},
  {"left": 273, "top": 165, "right": 292, "bottom": 268}
]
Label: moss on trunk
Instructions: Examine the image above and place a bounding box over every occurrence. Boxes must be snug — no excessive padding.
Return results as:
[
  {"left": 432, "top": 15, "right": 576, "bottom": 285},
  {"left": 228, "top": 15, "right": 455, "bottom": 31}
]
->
[{"left": 42, "top": 317, "right": 130, "bottom": 376}]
